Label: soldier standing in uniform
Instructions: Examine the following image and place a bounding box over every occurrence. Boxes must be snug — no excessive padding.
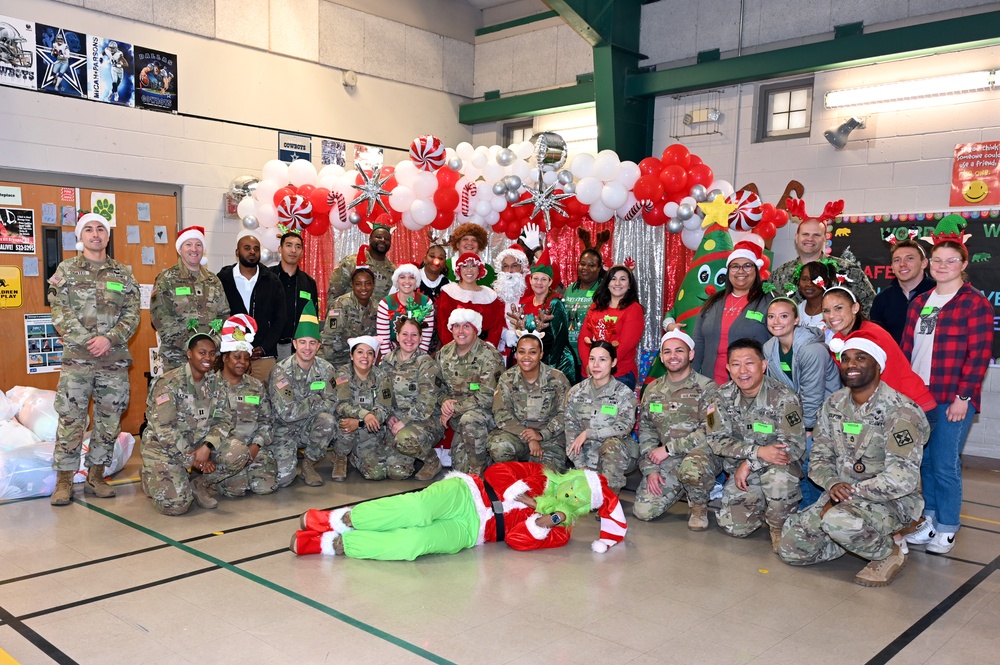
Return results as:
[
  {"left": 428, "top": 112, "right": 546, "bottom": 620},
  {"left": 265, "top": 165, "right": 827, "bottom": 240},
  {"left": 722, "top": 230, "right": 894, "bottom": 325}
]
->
[
  {"left": 151, "top": 226, "right": 229, "bottom": 373},
  {"left": 705, "top": 338, "right": 806, "bottom": 551},
  {"left": 327, "top": 223, "right": 396, "bottom": 304},
  {"left": 141, "top": 331, "right": 250, "bottom": 515},
  {"left": 269, "top": 301, "right": 338, "bottom": 487},
  {"left": 332, "top": 335, "right": 405, "bottom": 481},
  {"left": 634, "top": 330, "right": 718, "bottom": 529},
  {"left": 322, "top": 246, "right": 378, "bottom": 368},
  {"left": 564, "top": 341, "right": 638, "bottom": 493},
  {"left": 382, "top": 315, "right": 446, "bottom": 481},
  {"left": 48, "top": 212, "right": 140, "bottom": 505},
  {"left": 779, "top": 335, "right": 929, "bottom": 587},
  {"left": 438, "top": 309, "right": 505, "bottom": 475},
  {"left": 488, "top": 333, "right": 570, "bottom": 471},
  {"left": 215, "top": 314, "right": 278, "bottom": 498}
]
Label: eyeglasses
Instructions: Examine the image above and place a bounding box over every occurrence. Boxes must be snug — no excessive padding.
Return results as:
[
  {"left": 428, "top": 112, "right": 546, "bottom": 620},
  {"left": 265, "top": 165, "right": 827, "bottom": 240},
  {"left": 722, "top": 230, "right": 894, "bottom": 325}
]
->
[
  {"left": 929, "top": 257, "right": 963, "bottom": 266},
  {"left": 728, "top": 263, "right": 756, "bottom": 273}
]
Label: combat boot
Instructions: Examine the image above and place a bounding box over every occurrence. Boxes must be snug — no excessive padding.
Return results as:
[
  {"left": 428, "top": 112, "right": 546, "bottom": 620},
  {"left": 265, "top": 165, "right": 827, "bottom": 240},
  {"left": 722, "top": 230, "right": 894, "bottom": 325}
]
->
[
  {"left": 855, "top": 545, "right": 906, "bottom": 587},
  {"left": 687, "top": 502, "right": 709, "bottom": 531},
  {"left": 84, "top": 464, "right": 116, "bottom": 498},
  {"left": 50, "top": 471, "right": 75, "bottom": 506},
  {"left": 191, "top": 473, "right": 218, "bottom": 509},
  {"left": 415, "top": 455, "right": 442, "bottom": 481},
  {"left": 770, "top": 525, "right": 784, "bottom": 553},
  {"left": 331, "top": 454, "right": 348, "bottom": 482},
  {"left": 300, "top": 458, "right": 324, "bottom": 487}
]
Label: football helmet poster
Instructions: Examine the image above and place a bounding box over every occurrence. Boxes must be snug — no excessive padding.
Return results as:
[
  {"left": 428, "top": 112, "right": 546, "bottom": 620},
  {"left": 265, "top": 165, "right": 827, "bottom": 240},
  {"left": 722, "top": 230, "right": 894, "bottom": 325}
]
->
[{"left": 0, "top": 16, "right": 36, "bottom": 89}]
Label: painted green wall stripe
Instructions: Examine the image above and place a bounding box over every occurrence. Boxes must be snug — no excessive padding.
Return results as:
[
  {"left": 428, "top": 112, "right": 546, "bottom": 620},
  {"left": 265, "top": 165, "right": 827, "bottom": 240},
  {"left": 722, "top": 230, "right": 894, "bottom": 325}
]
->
[{"left": 475, "top": 10, "right": 559, "bottom": 37}]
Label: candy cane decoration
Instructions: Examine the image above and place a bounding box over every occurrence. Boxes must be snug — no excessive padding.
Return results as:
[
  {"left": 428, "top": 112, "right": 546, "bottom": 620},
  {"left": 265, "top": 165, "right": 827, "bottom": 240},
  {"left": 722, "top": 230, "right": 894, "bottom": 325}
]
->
[
  {"left": 460, "top": 182, "right": 478, "bottom": 216},
  {"left": 624, "top": 199, "right": 654, "bottom": 221},
  {"left": 327, "top": 191, "right": 348, "bottom": 224}
]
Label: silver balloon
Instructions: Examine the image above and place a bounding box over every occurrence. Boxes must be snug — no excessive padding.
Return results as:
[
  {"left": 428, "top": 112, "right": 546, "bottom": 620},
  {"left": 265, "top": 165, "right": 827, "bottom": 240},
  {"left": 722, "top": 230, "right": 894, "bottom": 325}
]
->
[
  {"left": 349, "top": 211, "right": 362, "bottom": 225},
  {"left": 529, "top": 132, "right": 568, "bottom": 171},
  {"left": 505, "top": 175, "right": 522, "bottom": 191},
  {"left": 260, "top": 248, "right": 273, "bottom": 264},
  {"left": 492, "top": 182, "right": 507, "bottom": 196},
  {"left": 496, "top": 149, "right": 516, "bottom": 167},
  {"left": 667, "top": 218, "right": 684, "bottom": 234},
  {"left": 560, "top": 182, "right": 575, "bottom": 195},
  {"left": 505, "top": 189, "right": 521, "bottom": 203},
  {"left": 447, "top": 157, "right": 463, "bottom": 171},
  {"left": 557, "top": 169, "right": 574, "bottom": 185},
  {"left": 229, "top": 175, "right": 260, "bottom": 199},
  {"left": 706, "top": 189, "right": 724, "bottom": 202},
  {"left": 241, "top": 215, "right": 259, "bottom": 230},
  {"left": 689, "top": 184, "right": 708, "bottom": 202},
  {"left": 676, "top": 203, "right": 694, "bottom": 221}
]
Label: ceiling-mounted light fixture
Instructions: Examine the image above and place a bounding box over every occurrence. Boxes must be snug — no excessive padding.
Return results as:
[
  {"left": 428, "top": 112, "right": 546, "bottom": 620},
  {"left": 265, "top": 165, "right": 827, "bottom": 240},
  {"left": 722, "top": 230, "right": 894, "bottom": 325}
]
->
[
  {"left": 682, "top": 107, "right": 722, "bottom": 126},
  {"left": 824, "top": 70, "right": 994, "bottom": 108},
  {"left": 824, "top": 117, "right": 865, "bottom": 149}
]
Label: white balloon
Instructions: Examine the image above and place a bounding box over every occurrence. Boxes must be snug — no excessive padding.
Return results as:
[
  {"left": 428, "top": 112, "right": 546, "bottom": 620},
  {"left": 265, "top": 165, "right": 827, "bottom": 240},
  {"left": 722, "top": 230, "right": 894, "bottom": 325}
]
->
[
  {"left": 680, "top": 196, "right": 697, "bottom": 208},
  {"left": 616, "top": 161, "right": 641, "bottom": 189},
  {"left": 260, "top": 230, "right": 281, "bottom": 252},
  {"left": 237, "top": 196, "right": 256, "bottom": 219},
  {"left": 256, "top": 203, "right": 279, "bottom": 228},
  {"left": 593, "top": 150, "right": 621, "bottom": 182},
  {"left": 331, "top": 214, "right": 352, "bottom": 231},
  {"left": 262, "top": 160, "right": 289, "bottom": 185},
  {"left": 410, "top": 198, "right": 437, "bottom": 225},
  {"left": 287, "top": 159, "right": 318, "bottom": 187},
  {"left": 470, "top": 213, "right": 485, "bottom": 225},
  {"left": 682, "top": 227, "right": 705, "bottom": 251},
  {"left": 488, "top": 145, "right": 501, "bottom": 158},
  {"left": 317, "top": 175, "right": 337, "bottom": 190},
  {"left": 512, "top": 160, "right": 533, "bottom": 184},
  {"left": 570, "top": 153, "right": 595, "bottom": 179},
  {"left": 445, "top": 147, "right": 456, "bottom": 161},
  {"left": 318, "top": 164, "right": 345, "bottom": 181},
  {"left": 601, "top": 181, "right": 628, "bottom": 210},
  {"left": 486, "top": 210, "right": 500, "bottom": 225},
  {"left": 575, "top": 176, "right": 603, "bottom": 205},
  {"left": 254, "top": 180, "right": 280, "bottom": 206},
  {"left": 491, "top": 196, "right": 507, "bottom": 212},
  {"left": 402, "top": 212, "right": 423, "bottom": 231},
  {"left": 456, "top": 142, "right": 475, "bottom": 161},
  {"left": 710, "top": 179, "right": 735, "bottom": 198},
  {"left": 471, "top": 152, "right": 488, "bottom": 169},
  {"left": 341, "top": 170, "right": 360, "bottom": 189},
  {"left": 394, "top": 161, "right": 419, "bottom": 187},
  {"left": 540, "top": 170, "right": 557, "bottom": 186},
  {"left": 475, "top": 200, "right": 492, "bottom": 217},
  {"left": 482, "top": 162, "right": 505, "bottom": 184},
  {"left": 413, "top": 171, "right": 438, "bottom": 198},
  {"left": 664, "top": 201, "right": 680, "bottom": 218},
  {"left": 515, "top": 141, "right": 534, "bottom": 160},
  {"left": 588, "top": 200, "right": 615, "bottom": 223},
  {"left": 389, "top": 186, "right": 415, "bottom": 212},
  {"left": 683, "top": 214, "right": 703, "bottom": 231},
  {"left": 616, "top": 192, "right": 638, "bottom": 219}
]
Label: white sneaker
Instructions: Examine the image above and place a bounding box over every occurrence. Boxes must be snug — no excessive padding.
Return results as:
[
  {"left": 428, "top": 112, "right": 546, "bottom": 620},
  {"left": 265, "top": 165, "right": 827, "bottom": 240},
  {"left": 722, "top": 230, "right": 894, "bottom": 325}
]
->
[
  {"left": 926, "top": 531, "right": 956, "bottom": 554},
  {"left": 904, "top": 519, "right": 934, "bottom": 545}
]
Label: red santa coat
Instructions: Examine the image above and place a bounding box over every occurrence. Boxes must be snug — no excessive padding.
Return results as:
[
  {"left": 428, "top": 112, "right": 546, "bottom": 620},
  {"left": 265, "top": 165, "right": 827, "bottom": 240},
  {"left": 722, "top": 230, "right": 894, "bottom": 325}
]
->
[{"left": 437, "top": 282, "right": 505, "bottom": 348}]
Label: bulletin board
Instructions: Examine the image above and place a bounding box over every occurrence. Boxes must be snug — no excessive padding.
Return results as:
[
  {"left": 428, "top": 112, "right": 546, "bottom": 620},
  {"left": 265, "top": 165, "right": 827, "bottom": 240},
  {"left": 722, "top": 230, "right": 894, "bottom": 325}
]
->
[{"left": 0, "top": 171, "right": 180, "bottom": 433}]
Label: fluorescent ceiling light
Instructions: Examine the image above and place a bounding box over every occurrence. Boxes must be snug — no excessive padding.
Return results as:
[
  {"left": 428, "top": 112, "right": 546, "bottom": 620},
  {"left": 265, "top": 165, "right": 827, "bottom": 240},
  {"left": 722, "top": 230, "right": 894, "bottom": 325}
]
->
[{"left": 824, "top": 70, "right": 995, "bottom": 108}]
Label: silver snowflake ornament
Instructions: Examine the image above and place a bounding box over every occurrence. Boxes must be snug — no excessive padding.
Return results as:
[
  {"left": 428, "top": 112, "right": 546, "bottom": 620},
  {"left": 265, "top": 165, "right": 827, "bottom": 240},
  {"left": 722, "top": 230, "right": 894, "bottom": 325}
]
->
[
  {"left": 512, "top": 182, "right": 573, "bottom": 229},
  {"left": 347, "top": 163, "right": 392, "bottom": 217}
]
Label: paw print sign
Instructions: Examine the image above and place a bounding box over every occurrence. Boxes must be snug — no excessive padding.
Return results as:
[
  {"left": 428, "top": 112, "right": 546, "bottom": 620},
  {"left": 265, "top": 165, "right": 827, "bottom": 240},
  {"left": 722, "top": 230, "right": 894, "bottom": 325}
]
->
[{"left": 90, "top": 193, "right": 117, "bottom": 226}]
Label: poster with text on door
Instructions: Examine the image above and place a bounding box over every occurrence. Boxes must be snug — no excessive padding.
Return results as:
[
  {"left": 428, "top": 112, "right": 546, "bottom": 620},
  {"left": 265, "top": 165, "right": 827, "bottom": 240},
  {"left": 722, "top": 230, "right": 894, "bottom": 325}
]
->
[
  {"left": 951, "top": 142, "right": 1000, "bottom": 207},
  {"left": 0, "top": 16, "right": 37, "bottom": 89},
  {"left": 0, "top": 207, "right": 35, "bottom": 254}
]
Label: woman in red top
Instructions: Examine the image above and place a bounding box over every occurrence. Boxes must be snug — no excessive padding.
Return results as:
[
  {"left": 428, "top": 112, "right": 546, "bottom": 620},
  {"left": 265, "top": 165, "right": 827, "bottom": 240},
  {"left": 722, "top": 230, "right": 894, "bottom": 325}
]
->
[
  {"left": 436, "top": 252, "right": 504, "bottom": 349},
  {"left": 578, "top": 265, "right": 644, "bottom": 389},
  {"left": 822, "top": 286, "right": 936, "bottom": 411}
]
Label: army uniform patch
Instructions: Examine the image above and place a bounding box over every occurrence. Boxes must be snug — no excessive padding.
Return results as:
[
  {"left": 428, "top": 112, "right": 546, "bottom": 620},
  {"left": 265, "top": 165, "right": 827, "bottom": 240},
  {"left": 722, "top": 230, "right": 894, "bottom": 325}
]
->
[
  {"left": 275, "top": 378, "right": 290, "bottom": 390},
  {"left": 786, "top": 410, "right": 802, "bottom": 427},
  {"left": 891, "top": 428, "right": 916, "bottom": 454}
]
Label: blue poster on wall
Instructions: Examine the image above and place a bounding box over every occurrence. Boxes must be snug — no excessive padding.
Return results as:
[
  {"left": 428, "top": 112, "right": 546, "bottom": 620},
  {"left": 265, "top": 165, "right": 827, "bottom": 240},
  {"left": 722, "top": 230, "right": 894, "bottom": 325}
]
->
[
  {"left": 86, "top": 35, "right": 134, "bottom": 106},
  {"left": 134, "top": 46, "right": 177, "bottom": 113},
  {"left": 35, "top": 24, "right": 87, "bottom": 97}
]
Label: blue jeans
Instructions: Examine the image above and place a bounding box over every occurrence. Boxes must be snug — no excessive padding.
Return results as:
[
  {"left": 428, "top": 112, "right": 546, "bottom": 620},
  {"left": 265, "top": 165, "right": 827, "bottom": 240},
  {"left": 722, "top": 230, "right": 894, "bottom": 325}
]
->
[
  {"left": 799, "top": 433, "right": 823, "bottom": 509},
  {"left": 922, "top": 403, "right": 976, "bottom": 533},
  {"left": 615, "top": 371, "right": 637, "bottom": 391}
]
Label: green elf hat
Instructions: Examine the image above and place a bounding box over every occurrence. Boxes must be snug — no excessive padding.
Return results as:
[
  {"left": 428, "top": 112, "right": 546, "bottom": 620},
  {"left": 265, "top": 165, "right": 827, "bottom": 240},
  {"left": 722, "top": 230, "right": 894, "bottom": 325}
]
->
[
  {"left": 529, "top": 246, "right": 554, "bottom": 279},
  {"left": 295, "top": 300, "right": 321, "bottom": 340}
]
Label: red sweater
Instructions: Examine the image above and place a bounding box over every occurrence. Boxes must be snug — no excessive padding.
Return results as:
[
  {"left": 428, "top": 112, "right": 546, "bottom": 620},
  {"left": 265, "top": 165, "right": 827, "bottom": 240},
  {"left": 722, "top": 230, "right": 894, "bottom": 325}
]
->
[{"left": 578, "top": 301, "right": 644, "bottom": 380}]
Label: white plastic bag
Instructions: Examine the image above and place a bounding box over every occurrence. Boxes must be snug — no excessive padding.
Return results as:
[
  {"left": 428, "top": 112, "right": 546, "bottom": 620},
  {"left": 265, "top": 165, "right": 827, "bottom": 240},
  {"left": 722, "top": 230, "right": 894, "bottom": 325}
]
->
[
  {"left": 0, "top": 418, "right": 42, "bottom": 451},
  {"left": 14, "top": 388, "right": 59, "bottom": 442},
  {"left": 73, "top": 431, "right": 135, "bottom": 483},
  {"left": 0, "top": 389, "right": 16, "bottom": 421}
]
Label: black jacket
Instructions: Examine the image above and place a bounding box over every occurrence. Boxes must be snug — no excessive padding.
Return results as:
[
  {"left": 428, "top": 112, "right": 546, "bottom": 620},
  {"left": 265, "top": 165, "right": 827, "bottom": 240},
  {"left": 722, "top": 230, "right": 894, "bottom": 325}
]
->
[
  {"left": 269, "top": 263, "right": 320, "bottom": 342},
  {"left": 217, "top": 264, "right": 287, "bottom": 357},
  {"left": 869, "top": 275, "right": 935, "bottom": 346}
]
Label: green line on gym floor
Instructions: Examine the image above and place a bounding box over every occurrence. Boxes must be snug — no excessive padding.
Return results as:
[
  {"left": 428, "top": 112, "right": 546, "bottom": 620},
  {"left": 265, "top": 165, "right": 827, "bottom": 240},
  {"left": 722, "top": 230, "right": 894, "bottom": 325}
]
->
[{"left": 76, "top": 498, "right": 456, "bottom": 665}]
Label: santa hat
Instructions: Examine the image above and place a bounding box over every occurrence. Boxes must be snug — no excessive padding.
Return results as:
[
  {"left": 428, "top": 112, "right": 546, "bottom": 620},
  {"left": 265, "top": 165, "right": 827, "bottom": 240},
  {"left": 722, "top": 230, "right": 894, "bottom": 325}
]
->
[
  {"left": 660, "top": 329, "right": 695, "bottom": 350},
  {"left": 727, "top": 240, "right": 764, "bottom": 269},
  {"left": 348, "top": 335, "right": 381, "bottom": 355},
  {"left": 75, "top": 212, "right": 110, "bottom": 251},
  {"left": 494, "top": 246, "right": 529, "bottom": 274},
  {"left": 176, "top": 226, "right": 209, "bottom": 266},
  {"left": 455, "top": 252, "right": 486, "bottom": 280},
  {"left": 448, "top": 307, "right": 483, "bottom": 332},
  {"left": 360, "top": 213, "right": 393, "bottom": 236},
  {"left": 840, "top": 330, "right": 887, "bottom": 371},
  {"left": 352, "top": 245, "right": 372, "bottom": 275},
  {"left": 582, "top": 470, "right": 627, "bottom": 553},
  {"left": 391, "top": 263, "right": 420, "bottom": 287},
  {"left": 220, "top": 314, "right": 257, "bottom": 353},
  {"left": 530, "top": 247, "right": 554, "bottom": 279},
  {"left": 294, "top": 300, "right": 321, "bottom": 340}
]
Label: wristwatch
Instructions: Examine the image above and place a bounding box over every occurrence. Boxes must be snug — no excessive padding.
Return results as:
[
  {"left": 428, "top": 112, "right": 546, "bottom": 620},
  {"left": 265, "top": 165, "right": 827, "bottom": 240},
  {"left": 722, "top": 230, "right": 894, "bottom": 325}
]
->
[
  {"left": 549, "top": 512, "right": 563, "bottom": 525},
  {"left": 957, "top": 395, "right": 971, "bottom": 402}
]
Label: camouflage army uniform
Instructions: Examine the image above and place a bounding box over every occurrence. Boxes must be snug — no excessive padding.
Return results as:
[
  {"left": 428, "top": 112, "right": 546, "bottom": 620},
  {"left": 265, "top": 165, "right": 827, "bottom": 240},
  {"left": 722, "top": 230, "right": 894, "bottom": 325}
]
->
[
  {"left": 334, "top": 363, "right": 407, "bottom": 479},
  {"left": 634, "top": 372, "right": 718, "bottom": 521},
  {"left": 437, "top": 338, "right": 505, "bottom": 475},
  {"left": 321, "top": 292, "right": 378, "bottom": 368},
  {"left": 268, "top": 355, "right": 338, "bottom": 487},
  {"left": 150, "top": 260, "right": 229, "bottom": 372},
  {"left": 382, "top": 349, "right": 445, "bottom": 474},
  {"left": 564, "top": 377, "right": 639, "bottom": 491},
  {"left": 141, "top": 365, "right": 250, "bottom": 515},
  {"left": 217, "top": 374, "right": 278, "bottom": 497},
  {"left": 489, "top": 363, "right": 570, "bottom": 471},
  {"left": 779, "top": 382, "right": 929, "bottom": 565},
  {"left": 703, "top": 376, "right": 806, "bottom": 537},
  {"left": 327, "top": 252, "right": 396, "bottom": 304},
  {"left": 769, "top": 255, "right": 875, "bottom": 317},
  {"left": 48, "top": 255, "right": 140, "bottom": 471}
]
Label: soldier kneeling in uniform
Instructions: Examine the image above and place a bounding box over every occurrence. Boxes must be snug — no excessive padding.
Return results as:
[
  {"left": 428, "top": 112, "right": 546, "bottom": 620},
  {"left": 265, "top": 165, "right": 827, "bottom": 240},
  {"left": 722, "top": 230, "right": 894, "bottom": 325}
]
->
[{"left": 779, "top": 333, "right": 929, "bottom": 587}]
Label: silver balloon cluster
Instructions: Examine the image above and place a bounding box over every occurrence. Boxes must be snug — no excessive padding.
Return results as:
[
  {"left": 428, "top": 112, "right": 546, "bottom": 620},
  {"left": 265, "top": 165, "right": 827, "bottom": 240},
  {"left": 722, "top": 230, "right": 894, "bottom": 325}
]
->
[
  {"left": 493, "top": 174, "right": 524, "bottom": 203},
  {"left": 666, "top": 182, "right": 722, "bottom": 235}
]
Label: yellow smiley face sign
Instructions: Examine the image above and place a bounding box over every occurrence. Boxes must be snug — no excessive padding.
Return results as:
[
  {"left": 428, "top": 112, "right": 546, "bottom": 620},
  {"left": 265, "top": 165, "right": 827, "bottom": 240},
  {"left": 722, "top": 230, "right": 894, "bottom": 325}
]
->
[{"left": 964, "top": 180, "right": 989, "bottom": 204}]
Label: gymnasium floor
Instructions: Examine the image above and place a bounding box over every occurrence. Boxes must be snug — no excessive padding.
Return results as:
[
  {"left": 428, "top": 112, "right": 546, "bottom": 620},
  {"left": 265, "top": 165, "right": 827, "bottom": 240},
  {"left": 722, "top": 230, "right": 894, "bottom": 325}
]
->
[{"left": 1, "top": 454, "right": 998, "bottom": 665}]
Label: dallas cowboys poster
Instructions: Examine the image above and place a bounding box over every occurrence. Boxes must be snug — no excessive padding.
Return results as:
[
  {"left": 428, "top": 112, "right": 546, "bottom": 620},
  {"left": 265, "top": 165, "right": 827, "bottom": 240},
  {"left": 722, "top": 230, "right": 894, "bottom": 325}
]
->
[
  {"left": 35, "top": 23, "right": 87, "bottom": 97},
  {"left": 0, "top": 16, "right": 36, "bottom": 90},
  {"left": 134, "top": 46, "right": 177, "bottom": 113},
  {"left": 87, "top": 35, "right": 134, "bottom": 106}
]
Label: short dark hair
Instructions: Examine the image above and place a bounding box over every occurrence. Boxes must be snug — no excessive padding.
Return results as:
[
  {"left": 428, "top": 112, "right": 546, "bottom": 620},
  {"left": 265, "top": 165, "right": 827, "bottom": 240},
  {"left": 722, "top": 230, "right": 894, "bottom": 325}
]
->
[
  {"left": 588, "top": 340, "right": 618, "bottom": 364},
  {"left": 187, "top": 333, "right": 217, "bottom": 350},
  {"left": 726, "top": 337, "right": 764, "bottom": 360},
  {"left": 280, "top": 231, "right": 302, "bottom": 247},
  {"left": 394, "top": 316, "right": 426, "bottom": 335},
  {"left": 890, "top": 238, "right": 926, "bottom": 259},
  {"left": 515, "top": 334, "right": 543, "bottom": 353}
]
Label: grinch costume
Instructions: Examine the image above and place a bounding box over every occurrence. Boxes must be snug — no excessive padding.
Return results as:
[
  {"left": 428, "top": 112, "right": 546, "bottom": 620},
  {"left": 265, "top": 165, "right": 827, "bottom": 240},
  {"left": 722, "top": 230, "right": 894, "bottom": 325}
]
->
[{"left": 290, "top": 462, "right": 627, "bottom": 561}]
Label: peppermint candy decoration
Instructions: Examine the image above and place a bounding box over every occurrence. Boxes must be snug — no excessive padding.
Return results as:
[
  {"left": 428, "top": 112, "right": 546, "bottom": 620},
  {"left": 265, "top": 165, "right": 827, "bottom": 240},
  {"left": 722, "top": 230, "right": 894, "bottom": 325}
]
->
[
  {"left": 726, "top": 189, "right": 763, "bottom": 232},
  {"left": 409, "top": 135, "right": 446, "bottom": 172},
  {"left": 277, "top": 194, "right": 313, "bottom": 231}
]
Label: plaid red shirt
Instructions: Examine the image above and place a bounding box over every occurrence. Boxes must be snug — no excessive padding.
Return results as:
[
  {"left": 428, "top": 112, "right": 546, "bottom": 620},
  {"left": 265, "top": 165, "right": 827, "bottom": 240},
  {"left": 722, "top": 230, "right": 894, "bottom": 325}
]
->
[{"left": 901, "top": 282, "right": 994, "bottom": 412}]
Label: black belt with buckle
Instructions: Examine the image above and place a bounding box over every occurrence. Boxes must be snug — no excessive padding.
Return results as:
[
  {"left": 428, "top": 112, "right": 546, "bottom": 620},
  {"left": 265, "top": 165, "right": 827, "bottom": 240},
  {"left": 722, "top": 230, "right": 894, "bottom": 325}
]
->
[{"left": 483, "top": 480, "right": 505, "bottom": 542}]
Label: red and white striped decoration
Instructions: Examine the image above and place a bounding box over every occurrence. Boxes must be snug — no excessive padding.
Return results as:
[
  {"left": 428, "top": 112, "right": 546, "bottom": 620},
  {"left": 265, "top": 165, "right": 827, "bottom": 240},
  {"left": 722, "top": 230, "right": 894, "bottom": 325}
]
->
[
  {"left": 727, "top": 189, "right": 763, "bottom": 231},
  {"left": 327, "top": 191, "right": 348, "bottom": 224},
  {"left": 460, "top": 182, "right": 478, "bottom": 216},
  {"left": 624, "top": 199, "right": 654, "bottom": 221},
  {"left": 409, "top": 135, "right": 446, "bottom": 172},
  {"left": 277, "top": 195, "right": 313, "bottom": 231}
]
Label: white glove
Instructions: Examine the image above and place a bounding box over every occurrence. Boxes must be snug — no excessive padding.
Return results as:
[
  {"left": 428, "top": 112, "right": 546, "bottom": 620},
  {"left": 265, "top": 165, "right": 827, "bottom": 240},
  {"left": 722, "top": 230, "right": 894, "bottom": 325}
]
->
[{"left": 519, "top": 222, "right": 543, "bottom": 251}]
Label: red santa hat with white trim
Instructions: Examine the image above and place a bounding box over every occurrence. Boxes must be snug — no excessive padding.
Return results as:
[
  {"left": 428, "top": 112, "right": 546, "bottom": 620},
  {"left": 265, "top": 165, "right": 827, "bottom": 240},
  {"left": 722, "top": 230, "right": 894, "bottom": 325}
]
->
[
  {"left": 176, "top": 225, "right": 209, "bottom": 265},
  {"left": 220, "top": 314, "right": 257, "bottom": 353},
  {"left": 583, "top": 470, "right": 628, "bottom": 553},
  {"left": 727, "top": 239, "right": 765, "bottom": 269},
  {"left": 74, "top": 212, "right": 111, "bottom": 251}
]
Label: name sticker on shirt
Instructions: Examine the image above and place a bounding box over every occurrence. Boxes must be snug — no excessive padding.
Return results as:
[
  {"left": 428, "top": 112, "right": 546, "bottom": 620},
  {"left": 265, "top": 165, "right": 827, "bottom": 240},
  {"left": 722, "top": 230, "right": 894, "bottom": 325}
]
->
[
  {"left": 244, "top": 395, "right": 260, "bottom": 405},
  {"left": 752, "top": 422, "right": 773, "bottom": 434},
  {"left": 601, "top": 404, "right": 618, "bottom": 415},
  {"left": 921, "top": 305, "right": 934, "bottom": 315},
  {"left": 843, "top": 422, "right": 862, "bottom": 435},
  {"left": 650, "top": 402, "right": 663, "bottom": 413},
  {"left": 175, "top": 286, "right": 192, "bottom": 295},
  {"left": 780, "top": 362, "right": 791, "bottom": 372},
  {"left": 106, "top": 281, "right": 124, "bottom": 292},
  {"left": 586, "top": 290, "right": 595, "bottom": 297},
  {"left": 746, "top": 311, "right": 764, "bottom": 322},
  {"left": 310, "top": 381, "right": 327, "bottom": 391},
  {"left": 469, "top": 382, "right": 480, "bottom": 391},
  {"left": 299, "top": 290, "right": 311, "bottom": 300}
]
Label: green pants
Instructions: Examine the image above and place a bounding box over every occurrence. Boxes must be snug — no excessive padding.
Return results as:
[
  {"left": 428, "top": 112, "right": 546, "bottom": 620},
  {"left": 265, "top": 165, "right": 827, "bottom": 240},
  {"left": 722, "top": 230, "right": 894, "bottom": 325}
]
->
[{"left": 342, "top": 477, "right": 481, "bottom": 561}]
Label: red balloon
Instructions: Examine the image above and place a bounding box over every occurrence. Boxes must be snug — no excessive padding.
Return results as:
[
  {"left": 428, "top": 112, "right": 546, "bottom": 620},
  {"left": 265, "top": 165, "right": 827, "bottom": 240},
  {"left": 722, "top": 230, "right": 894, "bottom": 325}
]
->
[
  {"left": 306, "top": 210, "right": 330, "bottom": 236},
  {"left": 432, "top": 210, "right": 454, "bottom": 229},
  {"left": 505, "top": 222, "right": 522, "bottom": 240},
  {"left": 437, "top": 167, "right": 461, "bottom": 187},
  {"left": 492, "top": 219, "right": 507, "bottom": 234},
  {"left": 688, "top": 154, "right": 703, "bottom": 167},
  {"left": 759, "top": 202, "right": 776, "bottom": 225},
  {"left": 499, "top": 207, "right": 518, "bottom": 223},
  {"left": 774, "top": 208, "right": 790, "bottom": 228},
  {"left": 390, "top": 208, "right": 403, "bottom": 224},
  {"left": 661, "top": 144, "right": 691, "bottom": 168},
  {"left": 638, "top": 157, "right": 663, "bottom": 176},
  {"left": 633, "top": 174, "right": 664, "bottom": 202},
  {"left": 273, "top": 186, "right": 295, "bottom": 207},
  {"left": 309, "top": 187, "right": 331, "bottom": 214},
  {"left": 756, "top": 220, "right": 777, "bottom": 240},
  {"left": 433, "top": 187, "right": 460, "bottom": 212},
  {"left": 644, "top": 206, "right": 667, "bottom": 227},
  {"left": 297, "top": 184, "right": 316, "bottom": 200},
  {"left": 658, "top": 164, "right": 688, "bottom": 194},
  {"left": 687, "top": 163, "right": 714, "bottom": 188},
  {"left": 380, "top": 165, "right": 395, "bottom": 177}
]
